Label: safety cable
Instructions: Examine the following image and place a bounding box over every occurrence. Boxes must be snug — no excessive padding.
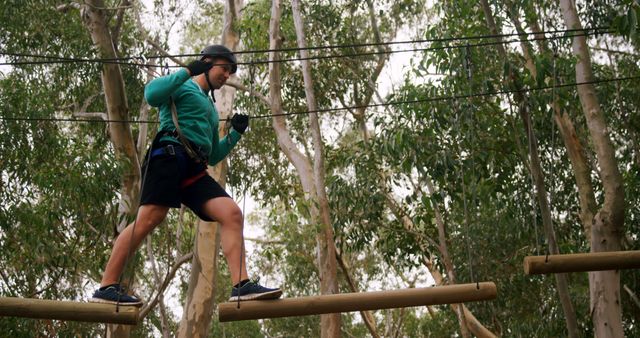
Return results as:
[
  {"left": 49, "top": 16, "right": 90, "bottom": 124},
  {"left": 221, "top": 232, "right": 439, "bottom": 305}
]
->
[
  {"left": 0, "top": 27, "right": 609, "bottom": 68},
  {"left": 460, "top": 45, "right": 478, "bottom": 289},
  {"left": 115, "top": 129, "right": 155, "bottom": 311},
  {"left": 234, "top": 51, "right": 258, "bottom": 311},
  {"left": 0, "top": 26, "right": 600, "bottom": 61},
  {"left": 545, "top": 42, "right": 560, "bottom": 263},
  {"left": 509, "top": 93, "right": 541, "bottom": 257},
  {"left": 2, "top": 74, "right": 637, "bottom": 124}
]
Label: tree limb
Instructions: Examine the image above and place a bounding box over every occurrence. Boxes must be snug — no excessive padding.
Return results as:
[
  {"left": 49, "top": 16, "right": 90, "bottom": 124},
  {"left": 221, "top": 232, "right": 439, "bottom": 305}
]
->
[
  {"left": 139, "top": 252, "right": 194, "bottom": 319},
  {"left": 132, "top": 2, "right": 185, "bottom": 67},
  {"left": 145, "top": 236, "right": 171, "bottom": 336},
  {"left": 111, "top": 0, "right": 131, "bottom": 48},
  {"left": 336, "top": 251, "right": 381, "bottom": 338},
  {"left": 225, "top": 79, "right": 271, "bottom": 106},
  {"left": 55, "top": 3, "right": 81, "bottom": 12},
  {"left": 72, "top": 112, "right": 108, "bottom": 120},
  {"left": 624, "top": 284, "right": 640, "bottom": 310}
]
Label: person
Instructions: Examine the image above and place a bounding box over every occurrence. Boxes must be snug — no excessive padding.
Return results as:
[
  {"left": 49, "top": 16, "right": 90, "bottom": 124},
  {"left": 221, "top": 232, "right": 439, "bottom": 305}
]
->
[{"left": 90, "top": 45, "right": 282, "bottom": 306}]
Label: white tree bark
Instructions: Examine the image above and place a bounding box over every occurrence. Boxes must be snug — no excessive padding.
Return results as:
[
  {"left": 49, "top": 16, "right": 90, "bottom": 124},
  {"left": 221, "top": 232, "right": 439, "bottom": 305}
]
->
[
  {"left": 559, "top": 1, "right": 626, "bottom": 337},
  {"left": 78, "top": 1, "right": 140, "bottom": 336},
  {"left": 478, "top": 2, "right": 579, "bottom": 336},
  {"left": 178, "top": 1, "right": 243, "bottom": 336},
  {"left": 291, "top": 1, "right": 341, "bottom": 336}
]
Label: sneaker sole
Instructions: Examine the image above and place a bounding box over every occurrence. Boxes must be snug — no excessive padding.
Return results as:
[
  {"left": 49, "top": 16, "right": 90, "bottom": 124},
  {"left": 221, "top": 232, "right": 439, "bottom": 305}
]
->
[
  {"left": 89, "top": 297, "right": 144, "bottom": 307},
  {"left": 228, "top": 289, "right": 283, "bottom": 302}
]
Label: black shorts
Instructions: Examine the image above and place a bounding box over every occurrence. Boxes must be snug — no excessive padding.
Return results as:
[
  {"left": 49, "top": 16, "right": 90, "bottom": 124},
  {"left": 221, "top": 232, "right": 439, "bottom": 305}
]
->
[{"left": 140, "top": 142, "right": 229, "bottom": 221}]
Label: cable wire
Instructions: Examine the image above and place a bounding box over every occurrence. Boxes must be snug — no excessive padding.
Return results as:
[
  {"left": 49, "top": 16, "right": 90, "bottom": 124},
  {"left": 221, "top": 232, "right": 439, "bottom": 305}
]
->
[
  {"left": 2, "top": 74, "right": 638, "bottom": 124},
  {"left": 0, "top": 27, "right": 609, "bottom": 68}
]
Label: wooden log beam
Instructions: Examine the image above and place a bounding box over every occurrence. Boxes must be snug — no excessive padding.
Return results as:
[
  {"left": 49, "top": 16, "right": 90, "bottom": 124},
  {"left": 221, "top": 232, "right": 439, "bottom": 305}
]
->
[
  {"left": 524, "top": 250, "right": 640, "bottom": 275},
  {"left": 218, "top": 282, "right": 497, "bottom": 322},
  {"left": 0, "top": 297, "right": 139, "bottom": 325}
]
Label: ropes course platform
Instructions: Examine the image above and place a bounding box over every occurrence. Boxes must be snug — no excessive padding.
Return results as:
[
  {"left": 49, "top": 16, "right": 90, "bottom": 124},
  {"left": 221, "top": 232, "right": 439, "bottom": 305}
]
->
[
  {"left": 218, "top": 282, "right": 497, "bottom": 322},
  {"left": 524, "top": 250, "right": 640, "bottom": 275},
  {"left": 0, "top": 297, "right": 139, "bottom": 325}
]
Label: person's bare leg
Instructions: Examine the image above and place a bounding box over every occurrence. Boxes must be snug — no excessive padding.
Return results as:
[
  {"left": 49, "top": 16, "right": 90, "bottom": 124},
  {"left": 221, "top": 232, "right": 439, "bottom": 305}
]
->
[
  {"left": 100, "top": 204, "right": 170, "bottom": 286},
  {"left": 200, "top": 197, "right": 248, "bottom": 285}
]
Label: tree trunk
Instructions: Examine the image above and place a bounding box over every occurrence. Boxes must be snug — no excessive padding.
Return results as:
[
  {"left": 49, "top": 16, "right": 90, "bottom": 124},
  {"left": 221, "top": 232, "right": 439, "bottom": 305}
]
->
[
  {"left": 178, "top": 1, "right": 243, "bottom": 336},
  {"left": 80, "top": 0, "right": 141, "bottom": 230},
  {"left": 478, "top": 2, "right": 579, "bottom": 337},
  {"left": 290, "top": 1, "right": 341, "bottom": 336},
  {"left": 518, "top": 96, "right": 580, "bottom": 338},
  {"left": 80, "top": 1, "right": 140, "bottom": 336},
  {"left": 424, "top": 177, "right": 470, "bottom": 338},
  {"left": 336, "top": 253, "right": 381, "bottom": 338},
  {"left": 422, "top": 257, "right": 497, "bottom": 338},
  {"left": 177, "top": 189, "right": 221, "bottom": 338},
  {"left": 559, "top": 1, "right": 626, "bottom": 337},
  {"left": 343, "top": 1, "right": 489, "bottom": 334},
  {"left": 516, "top": 4, "right": 598, "bottom": 243},
  {"left": 382, "top": 183, "right": 496, "bottom": 337}
]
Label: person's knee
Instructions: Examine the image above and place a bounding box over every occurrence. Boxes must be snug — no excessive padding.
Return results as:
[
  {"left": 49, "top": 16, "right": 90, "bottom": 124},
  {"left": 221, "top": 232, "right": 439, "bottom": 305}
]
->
[
  {"left": 221, "top": 206, "right": 243, "bottom": 229},
  {"left": 137, "top": 205, "right": 168, "bottom": 232}
]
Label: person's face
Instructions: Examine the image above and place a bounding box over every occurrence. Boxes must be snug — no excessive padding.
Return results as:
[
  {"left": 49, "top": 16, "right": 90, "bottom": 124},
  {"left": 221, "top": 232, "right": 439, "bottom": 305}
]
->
[{"left": 206, "top": 58, "right": 233, "bottom": 90}]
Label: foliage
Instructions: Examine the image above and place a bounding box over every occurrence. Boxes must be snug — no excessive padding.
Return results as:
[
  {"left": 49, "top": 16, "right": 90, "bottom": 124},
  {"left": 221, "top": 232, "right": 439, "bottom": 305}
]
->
[{"left": 1, "top": 0, "right": 639, "bottom": 336}]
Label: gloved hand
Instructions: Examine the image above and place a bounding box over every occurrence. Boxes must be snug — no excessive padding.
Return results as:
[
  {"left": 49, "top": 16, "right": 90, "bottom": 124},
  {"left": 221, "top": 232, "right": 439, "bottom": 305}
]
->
[
  {"left": 231, "top": 114, "right": 249, "bottom": 134},
  {"left": 186, "top": 60, "right": 213, "bottom": 76}
]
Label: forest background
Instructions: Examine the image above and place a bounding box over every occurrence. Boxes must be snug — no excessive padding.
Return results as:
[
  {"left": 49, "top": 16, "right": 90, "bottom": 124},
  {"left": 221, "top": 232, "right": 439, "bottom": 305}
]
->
[{"left": 0, "top": 0, "right": 639, "bottom": 337}]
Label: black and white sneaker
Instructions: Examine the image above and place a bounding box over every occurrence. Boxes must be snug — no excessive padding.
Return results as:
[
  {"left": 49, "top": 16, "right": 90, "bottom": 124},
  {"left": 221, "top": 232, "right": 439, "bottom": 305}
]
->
[
  {"left": 90, "top": 284, "right": 143, "bottom": 307},
  {"left": 229, "top": 279, "right": 282, "bottom": 301}
]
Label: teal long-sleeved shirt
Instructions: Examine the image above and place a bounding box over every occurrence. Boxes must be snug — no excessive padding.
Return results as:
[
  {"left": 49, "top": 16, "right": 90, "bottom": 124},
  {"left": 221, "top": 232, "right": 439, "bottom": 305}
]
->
[{"left": 144, "top": 68, "right": 241, "bottom": 166}]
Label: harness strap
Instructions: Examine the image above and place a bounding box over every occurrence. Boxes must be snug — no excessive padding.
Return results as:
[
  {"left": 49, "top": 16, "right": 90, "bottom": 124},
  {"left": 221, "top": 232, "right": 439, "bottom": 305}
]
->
[
  {"left": 149, "top": 144, "right": 207, "bottom": 188},
  {"left": 169, "top": 97, "right": 206, "bottom": 163},
  {"left": 151, "top": 144, "right": 177, "bottom": 157},
  {"left": 180, "top": 171, "right": 207, "bottom": 188}
]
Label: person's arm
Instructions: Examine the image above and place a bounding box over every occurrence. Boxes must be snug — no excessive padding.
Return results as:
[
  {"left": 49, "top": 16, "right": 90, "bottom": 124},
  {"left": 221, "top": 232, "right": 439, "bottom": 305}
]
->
[
  {"left": 144, "top": 68, "right": 191, "bottom": 107},
  {"left": 208, "top": 129, "right": 242, "bottom": 166},
  {"left": 144, "top": 61, "right": 212, "bottom": 107}
]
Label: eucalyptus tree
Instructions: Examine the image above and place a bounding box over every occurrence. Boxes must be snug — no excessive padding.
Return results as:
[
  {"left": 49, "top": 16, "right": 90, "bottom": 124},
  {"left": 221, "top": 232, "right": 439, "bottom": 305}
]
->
[
  {"left": 379, "top": 0, "right": 639, "bottom": 336},
  {"left": 559, "top": 1, "right": 626, "bottom": 336},
  {"left": 479, "top": 1, "right": 579, "bottom": 336},
  {"left": 0, "top": 0, "right": 153, "bottom": 336},
  {"left": 224, "top": 0, "right": 439, "bottom": 336},
  {"left": 177, "top": 0, "right": 245, "bottom": 336}
]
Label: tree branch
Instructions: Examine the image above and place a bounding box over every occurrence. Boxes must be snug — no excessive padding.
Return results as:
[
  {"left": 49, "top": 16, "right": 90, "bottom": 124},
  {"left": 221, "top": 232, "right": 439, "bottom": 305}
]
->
[
  {"left": 72, "top": 112, "right": 108, "bottom": 120},
  {"left": 624, "top": 284, "right": 640, "bottom": 309},
  {"left": 111, "top": 0, "right": 131, "bottom": 48},
  {"left": 336, "top": 251, "right": 381, "bottom": 338},
  {"left": 139, "top": 252, "right": 194, "bottom": 319},
  {"left": 55, "top": 3, "right": 81, "bottom": 12},
  {"left": 225, "top": 79, "right": 271, "bottom": 106},
  {"left": 132, "top": 2, "right": 185, "bottom": 67},
  {"left": 144, "top": 236, "right": 171, "bottom": 335}
]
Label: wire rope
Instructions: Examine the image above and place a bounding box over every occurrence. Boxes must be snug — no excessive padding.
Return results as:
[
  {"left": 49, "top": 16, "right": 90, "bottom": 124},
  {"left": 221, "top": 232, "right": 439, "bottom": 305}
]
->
[
  {"left": 0, "top": 27, "right": 609, "bottom": 68},
  {"left": 2, "top": 74, "right": 638, "bottom": 124}
]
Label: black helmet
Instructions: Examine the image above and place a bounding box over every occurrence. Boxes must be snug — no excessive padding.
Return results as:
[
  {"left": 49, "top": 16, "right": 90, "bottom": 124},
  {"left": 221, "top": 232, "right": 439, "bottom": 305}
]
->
[{"left": 200, "top": 45, "right": 237, "bottom": 74}]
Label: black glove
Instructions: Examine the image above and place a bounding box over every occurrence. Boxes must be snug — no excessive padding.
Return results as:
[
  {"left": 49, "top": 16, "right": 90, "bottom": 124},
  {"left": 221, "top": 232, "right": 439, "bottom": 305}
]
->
[
  {"left": 186, "top": 60, "right": 213, "bottom": 76},
  {"left": 231, "top": 114, "right": 249, "bottom": 134}
]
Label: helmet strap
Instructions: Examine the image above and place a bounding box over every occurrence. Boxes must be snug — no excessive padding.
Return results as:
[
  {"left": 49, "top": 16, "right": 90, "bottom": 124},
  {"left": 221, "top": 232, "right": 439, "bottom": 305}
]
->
[{"left": 204, "top": 72, "right": 216, "bottom": 102}]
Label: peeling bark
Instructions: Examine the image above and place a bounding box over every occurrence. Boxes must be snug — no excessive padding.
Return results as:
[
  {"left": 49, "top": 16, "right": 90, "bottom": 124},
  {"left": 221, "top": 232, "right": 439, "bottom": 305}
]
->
[
  {"left": 479, "top": 1, "right": 579, "bottom": 337},
  {"left": 79, "top": 1, "right": 140, "bottom": 336},
  {"left": 291, "top": 1, "right": 341, "bottom": 335},
  {"left": 559, "top": 1, "right": 626, "bottom": 336},
  {"left": 520, "top": 8, "right": 598, "bottom": 243},
  {"left": 336, "top": 253, "right": 381, "bottom": 338},
  {"left": 178, "top": 1, "right": 243, "bottom": 336}
]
